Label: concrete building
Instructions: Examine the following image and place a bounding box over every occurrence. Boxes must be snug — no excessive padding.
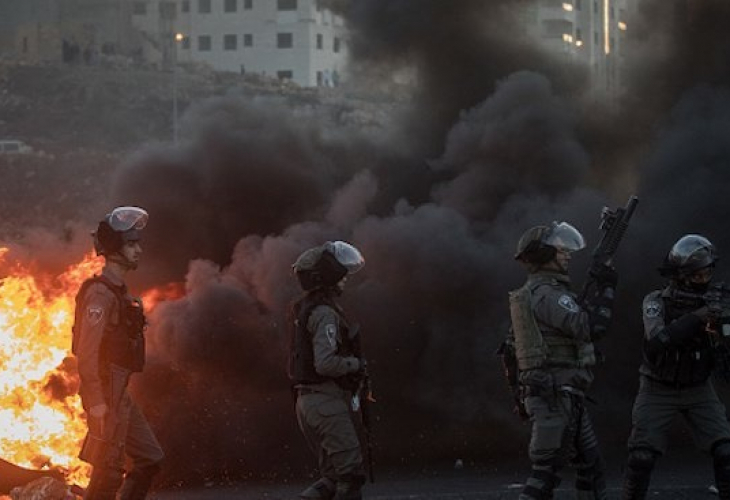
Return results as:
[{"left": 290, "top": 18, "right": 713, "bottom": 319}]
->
[
  {"left": 130, "top": 0, "right": 349, "bottom": 87},
  {"left": 0, "top": 0, "right": 141, "bottom": 63},
  {"left": 523, "top": 0, "right": 630, "bottom": 101}
]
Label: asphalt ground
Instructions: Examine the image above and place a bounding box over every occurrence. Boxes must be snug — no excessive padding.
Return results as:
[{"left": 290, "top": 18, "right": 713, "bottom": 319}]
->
[{"left": 150, "top": 465, "right": 721, "bottom": 499}]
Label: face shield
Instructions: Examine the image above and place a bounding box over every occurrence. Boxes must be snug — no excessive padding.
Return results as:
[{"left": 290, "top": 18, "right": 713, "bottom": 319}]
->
[
  {"left": 544, "top": 222, "right": 586, "bottom": 253},
  {"left": 325, "top": 241, "right": 365, "bottom": 274},
  {"left": 106, "top": 206, "right": 149, "bottom": 232},
  {"left": 669, "top": 234, "right": 717, "bottom": 271}
]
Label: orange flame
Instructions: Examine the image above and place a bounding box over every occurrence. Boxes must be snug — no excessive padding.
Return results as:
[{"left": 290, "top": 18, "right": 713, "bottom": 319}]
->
[{"left": 0, "top": 250, "right": 103, "bottom": 487}]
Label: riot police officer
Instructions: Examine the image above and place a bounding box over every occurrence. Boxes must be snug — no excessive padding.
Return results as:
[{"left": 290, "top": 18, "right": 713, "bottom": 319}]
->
[
  {"left": 73, "top": 206, "right": 164, "bottom": 499},
  {"left": 622, "top": 235, "right": 730, "bottom": 499},
  {"left": 289, "top": 241, "right": 367, "bottom": 500},
  {"left": 501, "top": 222, "right": 617, "bottom": 500}
]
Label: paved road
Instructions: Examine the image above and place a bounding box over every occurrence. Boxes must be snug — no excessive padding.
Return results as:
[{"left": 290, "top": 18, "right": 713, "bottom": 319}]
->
[{"left": 150, "top": 468, "right": 720, "bottom": 499}]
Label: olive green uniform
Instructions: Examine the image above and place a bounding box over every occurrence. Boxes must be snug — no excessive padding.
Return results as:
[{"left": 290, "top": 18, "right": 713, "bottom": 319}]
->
[
  {"left": 294, "top": 304, "right": 364, "bottom": 498},
  {"left": 507, "top": 271, "right": 607, "bottom": 500},
  {"left": 75, "top": 267, "right": 164, "bottom": 500},
  {"left": 622, "top": 288, "right": 730, "bottom": 499}
]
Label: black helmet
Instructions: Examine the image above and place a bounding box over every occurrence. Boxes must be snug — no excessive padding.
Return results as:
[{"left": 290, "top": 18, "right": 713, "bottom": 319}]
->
[
  {"left": 515, "top": 221, "right": 586, "bottom": 264},
  {"left": 292, "top": 241, "right": 365, "bottom": 291},
  {"left": 660, "top": 234, "right": 717, "bottom": 277},
  {"left": 93, "top": 206, "right": 149, "bottom": 256}
]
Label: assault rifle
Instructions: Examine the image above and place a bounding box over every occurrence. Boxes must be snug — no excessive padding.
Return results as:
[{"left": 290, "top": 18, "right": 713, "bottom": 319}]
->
[
  {"left": 357, "top": 367, "right": 376, "bottom": 483},
  {"left": 669, "top": 283, "right": 730, "bottom": 380},
  {"left": 79, "top": 364, "right": 130, "bottom": 468},
  {"left": 350, "top": 324, "right": 375, "bottom": 483},
  {"left": 580, "top": 196, "right": 639, "bottom": 302},
  {"left": 670, "top": 283, "right": 730, "bottom": 342}
]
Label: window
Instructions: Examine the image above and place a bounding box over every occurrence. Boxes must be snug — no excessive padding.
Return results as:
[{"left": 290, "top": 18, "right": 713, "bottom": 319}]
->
[
  {"left": 593, "top": 0, "right": 598, "bottom": 13},
  {"left": 575, "top": 0, "right": 581, "bottom": 9},
  {"left": 198, "top": 35, "right": 211, "bottom": 51},
  {"left": 244, "top": 0, "right": 252, "bottom": 9},
  {"left": 198, "top": 0, "right": 211, "bottom": 13},
  {"left": 225, "top": 0, "right": 237, "bottom": 12},
  {"left": 277, "top": 0, "right": 297, "bottom": 10},
  {"left": 159, "top": 1, "right": 176, "bottom": 19},
  {"left": 182, "top": 37, "right": 190, "bottom": 49},
  {"left": 542, "top": 19, "right": 573, "bottom": 38},
  {"left": 277, "top": 33, "right": 293, "bottom": 48},
  {"left": 224, "top": 34, "right": 237, "bottom": 50},
  {"left": 594, "top": 31, "right": 599, "bottom": 45},
  {"left": 182, "top": 0, "right": 190, "bottom": 12},
  {"left": 316, "top": 33, "right": 323, "bottom": 49},
  {"left": 317, "top": 71, "right": 323, "bottom": 86},
  {"left": 132, "top": 2, "right": 147, "bottom": 15},
  {"left": 243, "top": 33, "right": 253, "bottom": 47},
  {"left": 333, "top": 37, "right": 340, "bottom": 53},
  {"left": 277, "top": 70, "right": 293, "bottom": 80}
]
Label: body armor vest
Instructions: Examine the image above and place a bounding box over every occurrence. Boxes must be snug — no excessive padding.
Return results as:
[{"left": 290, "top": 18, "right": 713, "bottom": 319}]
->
[
  {"left": 72, "top": 275, "right": 146, "bottom": 374},
  {"left": 509, "top": 276, "right": 595, "bottom": 371},
  {"left": 288, "top": 291, "right": 358, "bottom": 389},
  {"left": 643, "top": 292, "right": 714, "bottom": 386}
]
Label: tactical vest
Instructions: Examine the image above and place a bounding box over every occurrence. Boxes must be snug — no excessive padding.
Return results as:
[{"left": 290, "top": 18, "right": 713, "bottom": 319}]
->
[
  {"left": 72, "top": 275, "right": 146, "bottom": 374},
  {"left": 288, "top": 291, "right": 358, "bottom": 389},
  {"left": 509, "top": 277, "right": 595, "bottom": 371},
  {"left": 643, "top": 291, "right": 714, "bottom": 385}
]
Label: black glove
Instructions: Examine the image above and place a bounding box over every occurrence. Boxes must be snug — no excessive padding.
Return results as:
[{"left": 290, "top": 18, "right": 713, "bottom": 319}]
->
[{"left": 590, "top": 263, "right": 618, "bottom": 288}]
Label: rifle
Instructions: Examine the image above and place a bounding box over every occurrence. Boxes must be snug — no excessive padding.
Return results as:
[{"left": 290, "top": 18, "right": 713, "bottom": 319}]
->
[
  {"left": 79, "top": 364, "right": 130, "bottom": 468},
  {"left": 357, "top": 368, "right": 376, "bottom": 483},
  {"left": 349, "top": 324, "right": 375, "bottom": 483},
  {"left": 669, "top": 283, "right": 730, "bottom": 380},
  {"left": 580, "top": 195, "right": 639, "bottom": 302}
]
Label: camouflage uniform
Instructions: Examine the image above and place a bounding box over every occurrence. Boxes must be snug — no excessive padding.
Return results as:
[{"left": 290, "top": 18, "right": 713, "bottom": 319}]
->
[
  {"left": 622, "top": 287, "right": 730, "bottom": 499},
  {"left": 506, "top": 271, "right": 608, "bottom": 500},
  {"left": 74, "top": 267, "right": 164, "bottom": 500}
]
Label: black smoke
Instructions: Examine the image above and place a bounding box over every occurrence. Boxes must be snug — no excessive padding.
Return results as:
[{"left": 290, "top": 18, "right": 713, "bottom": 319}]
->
[{"left": 8, "top": 0, "right": 726, "bottom": 487}]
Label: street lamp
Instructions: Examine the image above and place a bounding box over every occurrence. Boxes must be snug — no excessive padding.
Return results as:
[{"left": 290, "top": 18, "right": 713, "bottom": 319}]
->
[{"left": 173, "top": 32, "right": 184, "bottom": 144}]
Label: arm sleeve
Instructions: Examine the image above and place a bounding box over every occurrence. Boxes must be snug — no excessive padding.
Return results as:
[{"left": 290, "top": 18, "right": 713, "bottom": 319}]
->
[
  {"left": 76, "top": 284, "right": 116, "bottom": 408},
  {"left": 309, "top": 306, "right": 361, "bottom": 378},
  {"left": 643, "top": 293, "right": 705, "bottom": 357},
  {"left": 533, "top": 287, "right": 592, "bottom": 342}
]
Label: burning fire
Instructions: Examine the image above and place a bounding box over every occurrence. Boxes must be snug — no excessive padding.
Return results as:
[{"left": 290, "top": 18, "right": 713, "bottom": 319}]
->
[
  {"left": 0, "top": 250, "right": 104, "bottom": 489},
  {"left": 0, "top": 249, "right": 183, "bottom": 494}
]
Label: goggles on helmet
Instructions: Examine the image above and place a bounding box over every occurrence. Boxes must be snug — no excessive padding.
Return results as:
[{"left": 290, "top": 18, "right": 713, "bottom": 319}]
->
[{"left": 106, "top": 206, "right": 149, "bottom": 232}]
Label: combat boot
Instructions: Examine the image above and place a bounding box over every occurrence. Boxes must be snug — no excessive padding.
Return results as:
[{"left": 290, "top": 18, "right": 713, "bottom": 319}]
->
[
  {"left": 118, "top": 463, "right": 161, "bottom": 500},
  {"left": 299, "top": 477, "right": 335, "bottom": 499},
  {"left": 332, "top": 476, "right": 363, "bottom": 500}
]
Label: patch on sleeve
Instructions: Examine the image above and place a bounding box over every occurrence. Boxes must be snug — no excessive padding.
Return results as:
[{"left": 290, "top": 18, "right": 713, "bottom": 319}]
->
[
  {"left": 86, "top": 304, "right": 104, "bottom": 326},
  {"left": 325, "top": 323, "right": 338, "bottom": 347},
  {"left": 644, "top": 300, "right": 662, "bottom": 319},
  {"left": 558, "top": 294, "right": 580, "bottom": 313}
]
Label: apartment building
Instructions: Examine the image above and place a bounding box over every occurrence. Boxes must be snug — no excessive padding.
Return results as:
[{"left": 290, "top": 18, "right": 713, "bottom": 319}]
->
[
  {"left": 524, "top": 0, "right": 630, "bottom": 101},
  {"left": 131, "top": 0, "right": 348, "bottom": 87}
]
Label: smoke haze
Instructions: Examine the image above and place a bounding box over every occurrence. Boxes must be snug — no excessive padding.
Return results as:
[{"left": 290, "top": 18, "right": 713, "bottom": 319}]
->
[{"left": 3, "top": 0, "right": 730, "bottom": 486}]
